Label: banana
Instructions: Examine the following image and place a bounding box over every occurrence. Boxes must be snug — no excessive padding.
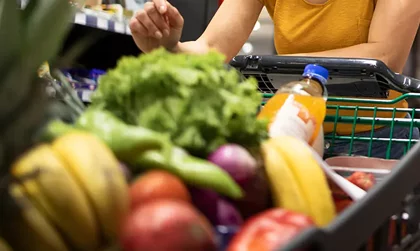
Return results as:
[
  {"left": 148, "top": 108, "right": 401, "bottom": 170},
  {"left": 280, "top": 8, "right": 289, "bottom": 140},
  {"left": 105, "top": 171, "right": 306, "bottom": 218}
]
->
[
  {"left": 0, "top": 238, "right": 12, "bottom": 251},
  {"left": 51, "top": 131, "right": 129, "bottom": 242},
  {"left": 10, "top": 144, "right": 99, "bottom": 251},
  {"left": 0, "top": 183, "right": 69, "bottom": 251},
  {"left": 261, "top": 141, "right": 309, "bottom": 214},
  {"left": 270, "top": 136, "right": 336, "bottom": 227}
]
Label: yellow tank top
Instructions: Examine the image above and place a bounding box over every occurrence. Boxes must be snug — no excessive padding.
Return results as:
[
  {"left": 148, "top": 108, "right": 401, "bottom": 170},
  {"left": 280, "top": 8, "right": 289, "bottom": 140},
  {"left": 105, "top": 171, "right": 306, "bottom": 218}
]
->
[{"left": 261, "top": 0, "right": 408, "bottom": 135}]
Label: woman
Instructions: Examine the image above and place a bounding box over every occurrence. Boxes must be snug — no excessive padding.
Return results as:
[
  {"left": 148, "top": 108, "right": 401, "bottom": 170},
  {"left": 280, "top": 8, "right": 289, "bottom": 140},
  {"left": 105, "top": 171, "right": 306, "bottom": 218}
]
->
[{"left": 129, "top": 0, "right": 420, "bottom": 159}]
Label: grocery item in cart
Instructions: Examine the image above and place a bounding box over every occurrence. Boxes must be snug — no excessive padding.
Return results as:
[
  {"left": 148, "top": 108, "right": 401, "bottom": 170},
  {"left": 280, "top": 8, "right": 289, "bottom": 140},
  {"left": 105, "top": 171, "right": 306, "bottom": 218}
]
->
[
  {"left": 227, "top": 209, "right": 314, "bottom": 251},
  {"left": 129, "top": 170, "right": 192, "bottom": 210},
  {"left": 120, "top": 199, "right": 217, "bottom": 251},
  {"left": 261, "top": 136, "right": 336, "bottom": 226},
  {"left": 258, "top": 64, "right": 328, "bottom": 156},
  {"left": 1, "top": 132, "right": 129, "bottom": 251},
  {"left": 91, "top": 49, "right": 267, "bottom": 158}
]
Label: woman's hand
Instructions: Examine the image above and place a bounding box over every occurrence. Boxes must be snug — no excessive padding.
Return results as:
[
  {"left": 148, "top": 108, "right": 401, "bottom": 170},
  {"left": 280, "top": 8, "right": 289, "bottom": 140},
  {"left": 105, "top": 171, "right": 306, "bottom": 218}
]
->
[
  {"left": 129, "top": 0, "right": 184, "bottom": 53},
  {"left": 129, "top": 0, "right": 263, "bottom": 60}
]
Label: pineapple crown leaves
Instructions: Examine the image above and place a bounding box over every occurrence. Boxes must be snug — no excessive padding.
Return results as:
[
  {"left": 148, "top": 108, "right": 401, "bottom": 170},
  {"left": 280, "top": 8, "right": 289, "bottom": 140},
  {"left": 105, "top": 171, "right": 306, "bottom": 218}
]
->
[
  {"left": 0, "top": 0, "right": 74, "bottom": 121},
  {"left": 0, "top": 0, "right": 75, "bottom": 176}
]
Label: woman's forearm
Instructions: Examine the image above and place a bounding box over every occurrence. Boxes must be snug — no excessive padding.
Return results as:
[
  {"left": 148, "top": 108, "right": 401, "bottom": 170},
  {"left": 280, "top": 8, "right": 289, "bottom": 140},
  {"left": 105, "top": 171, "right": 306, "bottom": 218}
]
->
[
  {"left": 172, "top": 40, "right": 211, "bottom": 55},
  {"left": 170, "top": 0, "right": 262, "bottom": 61},
  {"left": 172, "top": 39, "right": 234, "bottom": 63}
]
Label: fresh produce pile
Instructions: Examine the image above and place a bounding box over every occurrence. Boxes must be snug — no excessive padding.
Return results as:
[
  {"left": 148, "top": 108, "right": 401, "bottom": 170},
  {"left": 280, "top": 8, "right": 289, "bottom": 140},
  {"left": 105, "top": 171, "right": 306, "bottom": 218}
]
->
[
  {"left": 0, "top": 132, "right": 128, "bottom": 251},
  {"left": 0, "top": 49, "right": 377, "bottom": 251}
]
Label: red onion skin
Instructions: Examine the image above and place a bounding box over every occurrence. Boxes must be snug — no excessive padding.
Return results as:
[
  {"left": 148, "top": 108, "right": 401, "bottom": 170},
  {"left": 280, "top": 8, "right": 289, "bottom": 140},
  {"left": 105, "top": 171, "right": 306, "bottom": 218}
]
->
[
  {"left": 208, "top": 144, "right": 257, "bottom": 187},
  {"left": 190, "top": 188, "right": 243, "bottom": 227},
  {"left": 232, "top": 166, "right": 272, "bottom": 219},
  {"left": 190, "top": 188, "right": 219, "bottom": 224},
  {"left": 216, "top": 198, "right": 243, "bottom": 226}
]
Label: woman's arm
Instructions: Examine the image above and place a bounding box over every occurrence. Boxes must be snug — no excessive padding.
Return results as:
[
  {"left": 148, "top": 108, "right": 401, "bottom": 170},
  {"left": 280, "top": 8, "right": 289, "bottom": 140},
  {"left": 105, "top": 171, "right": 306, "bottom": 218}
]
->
[
  {"left": 288, "top": 0, "right": 420, "bottom": 73},
  {"left": 130, "top": 0, "right": 262, "bottom": 60},
  {"left": 175, "top": 0, "right": 264, "bottom": 61}
]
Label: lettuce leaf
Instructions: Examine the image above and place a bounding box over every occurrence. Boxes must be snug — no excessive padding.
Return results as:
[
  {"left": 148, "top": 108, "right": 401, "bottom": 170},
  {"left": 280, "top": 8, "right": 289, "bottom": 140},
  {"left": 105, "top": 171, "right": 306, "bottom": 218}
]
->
[{"left": 91, "top": 48, "right": 267, "bottom": 157}]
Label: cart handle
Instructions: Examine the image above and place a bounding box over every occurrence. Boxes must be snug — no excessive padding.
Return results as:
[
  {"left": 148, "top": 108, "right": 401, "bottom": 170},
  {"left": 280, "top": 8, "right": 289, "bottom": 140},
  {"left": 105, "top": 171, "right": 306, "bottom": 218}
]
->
[{"left": 231, "top": 55, "right": 420, "bottom": 94}]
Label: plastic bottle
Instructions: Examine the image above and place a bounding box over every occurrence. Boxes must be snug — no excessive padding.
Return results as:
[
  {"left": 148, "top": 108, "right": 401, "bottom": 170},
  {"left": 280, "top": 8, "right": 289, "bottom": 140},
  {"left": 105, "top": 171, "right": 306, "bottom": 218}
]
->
[{"left": 258, "top": 64, "right": 329, "bottom": 154}]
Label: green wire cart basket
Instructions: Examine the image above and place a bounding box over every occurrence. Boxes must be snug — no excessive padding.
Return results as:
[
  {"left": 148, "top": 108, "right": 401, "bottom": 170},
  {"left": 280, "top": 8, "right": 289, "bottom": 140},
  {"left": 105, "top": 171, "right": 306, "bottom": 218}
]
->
[
  {"left": 231, "top": 55, "right": 420, "bottom": 251},
  {"left": 262, "top": 93, "right": 420, "bottom": 160},
  {"left": 325, "top": 94, "right": 420, "bottom": 159}
]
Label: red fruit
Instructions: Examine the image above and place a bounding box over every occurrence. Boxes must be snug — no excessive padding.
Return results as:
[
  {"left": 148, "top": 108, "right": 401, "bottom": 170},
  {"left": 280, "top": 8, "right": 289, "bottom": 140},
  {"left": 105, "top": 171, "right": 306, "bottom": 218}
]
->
[
  {"left": 334, "top": 198, "right": 353, "bottom": 214},
  {"left": 120, "top": 199, "right": 217, "bottom": 251},
  {"left": 227, "top": 209, "right": 314, "bottom": 251},
  {"left": 328, "top": 178, "right": 348, "bottom": 198},
  {"left": 347, "top": 172, "right": 375, "bottom": 191},
  {"left": 129, "top": 170, "right": 191, "bottom": 210}
]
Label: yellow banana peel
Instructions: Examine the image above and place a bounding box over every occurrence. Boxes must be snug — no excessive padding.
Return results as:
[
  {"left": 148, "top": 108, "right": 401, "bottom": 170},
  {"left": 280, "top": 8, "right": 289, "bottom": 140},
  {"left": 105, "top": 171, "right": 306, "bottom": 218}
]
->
[
  {"left": 52, "top": 131, "right": 129, "bottom": 241},
  {"left": 262, "top": 136, "right": 336, "bottom": 227},
  {"left": 11, "top": 144, "right": 99, "bottom": 251}
]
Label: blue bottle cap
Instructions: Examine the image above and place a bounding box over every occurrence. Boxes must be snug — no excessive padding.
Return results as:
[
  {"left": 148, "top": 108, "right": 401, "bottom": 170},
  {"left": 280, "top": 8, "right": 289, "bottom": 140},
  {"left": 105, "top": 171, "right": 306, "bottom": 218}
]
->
[{"left": 302, "top": 64, "right": 329, "bottom": 85}]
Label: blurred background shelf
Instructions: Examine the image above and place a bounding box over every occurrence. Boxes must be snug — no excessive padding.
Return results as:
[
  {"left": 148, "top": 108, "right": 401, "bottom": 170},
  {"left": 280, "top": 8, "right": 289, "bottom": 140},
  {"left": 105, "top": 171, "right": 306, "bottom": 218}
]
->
[
  {"left": 72, "top": 11, "right": 131, "bottom": 35},
  {"left": 61, "top": 21, "right": 138, "bottom": 70},
  {"left": 64, "top": 0, "right": 219, "bottom": 70}
]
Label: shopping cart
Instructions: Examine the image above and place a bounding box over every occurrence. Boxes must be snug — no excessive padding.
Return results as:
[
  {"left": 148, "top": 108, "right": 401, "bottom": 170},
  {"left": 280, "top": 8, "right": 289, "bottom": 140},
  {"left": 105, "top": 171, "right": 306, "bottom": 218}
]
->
[{"left": 230, "top": 55, "right": 420, "bottom": 251}]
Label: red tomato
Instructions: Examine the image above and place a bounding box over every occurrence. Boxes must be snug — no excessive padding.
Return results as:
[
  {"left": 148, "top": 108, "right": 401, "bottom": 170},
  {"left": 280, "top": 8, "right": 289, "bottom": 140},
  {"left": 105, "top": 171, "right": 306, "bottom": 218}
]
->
[
  {"left": 227, "top": 209, "right": 314, "bottom": 251},
  {"left": 347, "top": 172, "right": 375, "bottom": 191},
  {"left": 120, "top": 199, "right": 216, "bottom": 251},
  {"left": 328, "top": 171, "right": 375, "bottom": 201},
  {"left": 129, "top": 170, "right": 191, "bottom": 211}
]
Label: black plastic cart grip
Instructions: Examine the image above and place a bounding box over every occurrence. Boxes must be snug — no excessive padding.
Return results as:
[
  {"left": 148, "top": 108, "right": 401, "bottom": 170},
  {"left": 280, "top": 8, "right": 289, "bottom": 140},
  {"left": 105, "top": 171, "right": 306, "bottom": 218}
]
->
[{"left": 231, "top": 55, "right": 420, "bottom": 97}]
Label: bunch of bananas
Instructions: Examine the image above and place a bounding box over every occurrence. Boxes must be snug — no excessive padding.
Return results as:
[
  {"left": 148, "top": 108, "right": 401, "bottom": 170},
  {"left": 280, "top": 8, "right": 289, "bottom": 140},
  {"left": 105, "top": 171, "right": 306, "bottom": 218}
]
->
[
  {"left": 0, "top": 132, "right": 129, "bottom": 251},
  {"left": 261, "top": 136, "right": 336, "bottom": 227}
]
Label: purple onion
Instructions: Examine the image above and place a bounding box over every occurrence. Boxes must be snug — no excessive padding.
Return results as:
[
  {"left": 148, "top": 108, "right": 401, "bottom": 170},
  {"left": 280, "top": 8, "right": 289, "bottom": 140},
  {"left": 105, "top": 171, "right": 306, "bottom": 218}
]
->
[
  {"left": 190, "top": 188, "right": 243, "bottom": 227},
  {"left": 215, "top": 198, "right": 243, "bottom": 226},
  {"left": 190, "top": 188, "right": 219, "bottom": 224},
  {"left": 208, "top": 144, "right": 258, "bottom": 187}
]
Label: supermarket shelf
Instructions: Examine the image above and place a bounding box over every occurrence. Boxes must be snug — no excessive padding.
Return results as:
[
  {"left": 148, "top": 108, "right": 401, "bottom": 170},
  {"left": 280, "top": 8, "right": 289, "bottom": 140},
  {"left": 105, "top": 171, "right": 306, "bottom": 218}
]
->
[
  {"left": 59, "top": 1, "right": 218, "bottom": 70},
  {"left": 61, "top": 23, "right": 140, "bottom": 70},
  {"left": 72, "top": 11, "right": 131, "bottom": 36},
  {"left": 18, "top": 1, "right": 131, "bottom": 36},
  {"left": 62, "top": 9, "right": 140, "bottom": 70}
]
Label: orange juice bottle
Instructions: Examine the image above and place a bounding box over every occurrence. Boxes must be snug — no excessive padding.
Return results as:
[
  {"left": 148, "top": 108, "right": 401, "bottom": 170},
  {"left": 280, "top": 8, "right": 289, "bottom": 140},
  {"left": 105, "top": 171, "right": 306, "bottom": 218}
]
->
[{"left": 258, "top": 64, "right": 329, "bottom": 147}]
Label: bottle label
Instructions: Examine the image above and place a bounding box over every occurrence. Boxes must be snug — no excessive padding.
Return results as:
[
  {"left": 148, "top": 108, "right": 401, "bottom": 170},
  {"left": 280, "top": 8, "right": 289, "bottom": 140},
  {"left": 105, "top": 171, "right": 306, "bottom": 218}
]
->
[{"left": 269, "top": 95, "right": 317, "bottom": 144}]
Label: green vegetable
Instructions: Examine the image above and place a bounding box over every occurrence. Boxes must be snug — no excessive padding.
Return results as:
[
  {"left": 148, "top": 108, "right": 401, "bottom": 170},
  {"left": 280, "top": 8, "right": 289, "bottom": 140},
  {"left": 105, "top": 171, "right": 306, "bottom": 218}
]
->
[
  {"left": 75, "top": 109, "right": 170, "bottom": 162},
  {"left": 41, "top": 111, "right": 242, "bottom": 199},
  {"left": 91, "top": 48, "right": 268, "bottom": 157},
  {"left": 135, "top": 147, "right": 244, "bottom": 199},
  {"left": 42, "top": 109, "right": 170, "bottom": 163}
]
